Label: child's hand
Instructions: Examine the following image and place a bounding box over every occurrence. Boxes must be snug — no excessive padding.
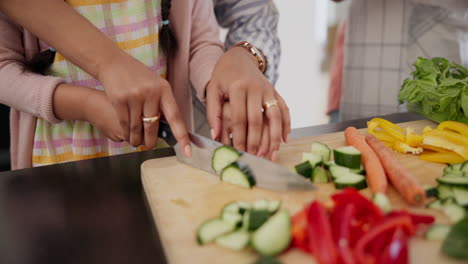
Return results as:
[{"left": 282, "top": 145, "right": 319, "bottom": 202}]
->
[
  {"left": 206, "top": 47, "right": 291, "bottom": 161},
  {"left": 97, "top": 54, "right": 191, "bottom": 155},
  {"left": 85, "top": 91, "right": 126, "bottom": 142}
]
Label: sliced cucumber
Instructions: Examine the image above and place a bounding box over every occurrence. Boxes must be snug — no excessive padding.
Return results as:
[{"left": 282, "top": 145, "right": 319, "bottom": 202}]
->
[
  {"left": 212, "top": 146, "right": 241, "bottom": 173},
  {"left": 197, "top": 218, "right": 236, "bottom": 245},
  {"left": 251, "top": 210, "right": 291, "bottom": 256},
  {"left": 334, "top": 173, "right": 367, "bottom": 190},
  {"left": 350, "top": 164, "right": 365, "bottom": 175},
  {"left": 311, "top": 142, "right": 331, "bottom": 162},
  {"left": 293, "top": 161, "right": 313, "bottom": 178},
  {"left": 311, "top": 166, "right": 329, "bottom": 183},
  {"left": 301, "top": 152, "right": 323, "bottom": 168},
  {"left": 329, "top": 165, "right": 350, "bottom": 179},
  {"left": 222, "top": 202, "right": 240, "bottom": 214},
  {"left": 453, "top": 162, "right": 464, "bottom": 171},
  {"left": 453, "top": 187, "right": 468, "bottom": 206},
  {"left": 248, "top": 210, "right": 272, "bottom": 231},
  {"left": 237, "top": 201, "right": 251, "bottom": 214},
  {"left": 215, "top": 230, "right": 250, "bottom": 251},
  {"left": 437, "top": 177, "right": 468, "bottom": 187},
  {"left": 442, "top": 218, "right": 468, "bottom": 259},
  {"left": 268, "top": 200, "right": 281, "bottom": 214},
  {"left": 427, "top": 199, "right": 443, "bottom": 210},
  {"left": 425, "top": 224, "right": 451, "bottom": 241},
  {"left": 323, "top": 160, "right": 335, "bottom": 169},
  {"left": 221, "top": 211, "right": 243, "bottom": 227},
  {"left": 253, "top": 200, "right": 270, "bottom": 211},
  {"left": 461, "top": 161, "right": 468, "bottom": 173},
  {"left": 442, "top": 202, "right": 466, "bottom": 223},
  {"left": 333, "top": 146, "right": 362, "bottom": 169},
  {"left": 373, "top": 192, "right": 392, "bottom": 213},
  {"left": 444, "top": 172, "right": 464, "bottom": 178},
  {"left": 424, "top": 185, "right": 438, "bottom": 198},
  {"left": 437, "top": 184, "right": 454, "bottom": 200},
  {"left": 221, "top": 163, "right": 256, "bottom": 188}
]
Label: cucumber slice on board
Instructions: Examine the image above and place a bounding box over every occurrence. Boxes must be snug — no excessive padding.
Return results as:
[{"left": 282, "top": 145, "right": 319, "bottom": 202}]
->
[
  {"left": 323, "top": 160, "right": 335, "bottom": 170},
  {"left": 212, "top": 146, "right": 241, "bottom": 173},
  {"left": 373, "top": 192, "right": 392, "bottom": 213},
  {"left": 437, "top": 184, "right": 454, "bottom": 200},
  {"left": 442, "top": 202, "right": 466, "bottom": 223},
  {"left": 329, "top": 165, "right": 351, "bottom": 179},
  {"left": 453, "top": 187, "right": 468, "bottom": 206},
  {"left": 427, "top": 199, "right": 443, "bottom": 210},
  {"left": 437, "top": 177, "right": 468, "bottom": 187},
  {"left": 242, "top": 209, "right": 271, "bottom": 232},
  {"left": 425, "top": 224, "right": 451, "bottom": 241},
  {"left": 293, "top": 161, "right": 313, "bottom": 178},
  {"left": 442, "top": 218, "right": 468, "bottom": 259},
  {"left": 334, "top": 173, "right": 367, "bottom": 190},
  {"left": 221, "top": 163, "right": 256, "bottom": 188},
  {"left": 268, "top": 200, "right": 281, "bottom": 214},
  {"left": 301, "top": 152, "right": 323, "bottom": 167},
  {"left": 424, "top": 185, "right": 438, "bottom": 198},
  {"left": 253, "top": 200, "right": 270, "bottom": 211},
  {"left": 221, "top": 211, "right": 243, "bottom": 227},
  {"left": 215, "top": 230, "right": 250, "bottom": 251},
  {"left": 197, "top": 218, "right": 236, "bottom": 245},
  {"left": 334, "top": 146, "right": 362, "bottom": 169},
  {"left": 251, "top": 210, "right": 291, "bottom": 257},
  {"left": 311, "top": 142, "right": 331, "bottom": 162},
  {"left": 311, "top": 166, "right": 329, "bottom": 183},
  {"left": 222, "top": 202, "right": 240, "bottom": 214}
]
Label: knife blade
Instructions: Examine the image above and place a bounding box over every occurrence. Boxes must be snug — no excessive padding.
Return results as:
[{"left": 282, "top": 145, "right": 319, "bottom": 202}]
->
[{"left": 158, "top": 121, "right": 315, "bottom": 191}]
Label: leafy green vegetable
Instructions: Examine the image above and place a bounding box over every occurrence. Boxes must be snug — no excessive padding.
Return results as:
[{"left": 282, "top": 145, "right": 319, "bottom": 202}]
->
[{"left": 399, "top": 57, "right": 468, "bottom": 124}]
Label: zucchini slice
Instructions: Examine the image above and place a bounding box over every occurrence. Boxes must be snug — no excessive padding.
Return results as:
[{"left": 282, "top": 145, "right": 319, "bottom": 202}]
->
[
  {"left": 311, "top": 142, "right": 331, "bottom": 162},
  {"left": 221, "top": 163, "right": 256, "bottom": 188},
  {"left": 329, "top": 165, "right": 351, "bottom": 179},
  {"left": 437, "top": 184, "right": 454, "bottom": 200},
  {"left": 333, "top": 146, "right": 362, "bottom": 169},
  {"left": 293, "top": 161, "right": 313, "bottom": 178},
  {"left": 212, "top": 146, "right": 241, "bottom": 173},
  {"left": 215, "top": 230, "right": 250, "bottom": 251},
  {"left": 437, "top": 177, "right": 468, "bottom": 187},
  {"left": 425, "top": 224, "right": 451, "bottom": 241},
  {"left": 301, "top": 152, "right": 323, "bottom": 167},
  {"left": 197, "top": 218, "right": 236, "bottom": 245},
  {"left": 453, "top": 186, "right": 468, "bottom": 206},
  {"left": 334, "top": 173, "right": 367, "bottom": 190},
  {"left": 251, "top": 210, "right": 291, "bottom": 256},
  {"left": 311, "top": 166, "right": 329, "bottom": 183}
]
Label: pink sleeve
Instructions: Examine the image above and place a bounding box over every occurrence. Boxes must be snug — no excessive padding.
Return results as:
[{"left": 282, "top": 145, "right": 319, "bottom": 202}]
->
[
  {"left": 0, "top": 14, "right": 64, "bottom": 124},
  {"left": 189, "top": 0, "right": 225, "bottom": 103}
]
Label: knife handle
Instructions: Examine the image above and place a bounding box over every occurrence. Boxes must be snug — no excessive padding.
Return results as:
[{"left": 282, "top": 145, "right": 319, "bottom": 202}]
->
[{"left": 158, "top": 120, "right": 177, "bottom": 146}]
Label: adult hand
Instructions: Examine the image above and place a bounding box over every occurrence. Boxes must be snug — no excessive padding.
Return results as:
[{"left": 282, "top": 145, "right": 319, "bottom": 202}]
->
[
  {"left": 97, "top": 54, "right": 191, "bottom": 156},
  {"left": 206, "top": 47, "right": 291, "bottom": 161}
]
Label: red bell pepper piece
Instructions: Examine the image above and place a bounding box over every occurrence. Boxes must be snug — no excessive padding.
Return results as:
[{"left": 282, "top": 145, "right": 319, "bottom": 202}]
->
[
  {"left": 307, "top": 201, "right": 339, "bottom": 264},
  {"left": 379, "top": 227, "right": 409, "bottom": 264},
  {"left": 332, "top": 188, "right": 384, "bottom": 224},
  {"left": 354, "top": 216, "right": 414, "bottom": 264},
  {"left": 330, "top": 203, "right": 357, "bottom": 264},
  {"left": 291, "top": 208, "right": 309, "bottom": 252},
  {"left": 387, "top": 210, "right": 435, "bottom": 225}
]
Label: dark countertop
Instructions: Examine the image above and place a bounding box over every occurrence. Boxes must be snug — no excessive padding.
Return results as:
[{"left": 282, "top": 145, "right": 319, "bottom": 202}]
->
[{"left": 0, "top": 112, "right": 422, "bottom": 264}]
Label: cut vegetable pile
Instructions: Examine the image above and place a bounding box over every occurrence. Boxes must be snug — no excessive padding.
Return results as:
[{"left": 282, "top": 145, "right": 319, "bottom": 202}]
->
[
  {"left": 197, "top": 199, "right": 291, "bottom": 258},
  {"left": 291, "top": 188, "right": 434, "bottom": 264}
]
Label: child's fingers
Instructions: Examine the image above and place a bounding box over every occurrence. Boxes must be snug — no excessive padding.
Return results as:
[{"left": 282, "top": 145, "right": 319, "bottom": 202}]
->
[
  {"left": 142, "top": 96, "right": 160, "bottom": 150},
  {"left": 129, "top": 99, "right": 144, "bottom": 147},
  {"left": 221, "top": 103, "right": 232, "bottom": 146},
  {"left": 275, "top": 91, "right": 291, "bottom": 143},
  {"left": 229, "top": 84, "right": 247, "bottom": 152},
  {"left": 263, "top": 90, "right": 282, "bottom": 162},
  {"left": 113, "top": 100, "right": 130, "bottom": 141},
  {"left": 160, "top": 86, "right": 191, "bottom": 157},
  {"left": 256, "top": 123, "right": 269, "bottom": 159},
  {"left": 206, "top": 81, "right": 222, "bottom": 140},
  {"left": 246, "top": 87, "right": 263, "bottom": 155}
]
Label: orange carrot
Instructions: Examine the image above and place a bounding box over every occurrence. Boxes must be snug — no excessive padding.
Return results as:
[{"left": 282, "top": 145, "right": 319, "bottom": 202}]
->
[
  {"left": 366, "top": 134, "right": 426, "bottom": 205},
  {"left": 344, "top": 127, "right": 388, "bottom": 194}
]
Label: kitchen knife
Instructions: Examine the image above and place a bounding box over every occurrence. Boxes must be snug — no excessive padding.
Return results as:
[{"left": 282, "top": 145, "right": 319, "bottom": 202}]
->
[{"left": 158, "top": 121, "right": 315, "bottom": 191}]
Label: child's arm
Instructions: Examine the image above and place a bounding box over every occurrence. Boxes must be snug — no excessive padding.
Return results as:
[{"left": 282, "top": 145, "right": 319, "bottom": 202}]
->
[{"left": 0, "top": 1, "right": 191, "bottom": 155}]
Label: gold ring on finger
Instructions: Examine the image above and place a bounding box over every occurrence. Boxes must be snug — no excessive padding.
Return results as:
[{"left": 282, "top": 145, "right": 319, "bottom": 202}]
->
[
  {"left": 142, "top": 113, "right": 161, "bottom": 124},
  {"left": 263, "top": 99, "right": 278, "bottom": 110}
]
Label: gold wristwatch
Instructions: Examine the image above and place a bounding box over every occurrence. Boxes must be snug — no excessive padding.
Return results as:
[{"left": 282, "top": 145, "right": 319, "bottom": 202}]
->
[{"left": 233, "top": 41, "right": 268, "bottom": 73}]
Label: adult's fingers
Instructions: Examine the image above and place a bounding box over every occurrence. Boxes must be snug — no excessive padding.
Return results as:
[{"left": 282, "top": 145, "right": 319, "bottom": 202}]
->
[
  {"left": 128, "top": 98, "right": 144, "bottom": 147},
  {"left": 229, "top": 84, "right": 247, "bottom": 152},
  {"left": 246, "top": 88, "right": 263, "bottom": 154},
  {"left": 275, "top": 91, "right": 291, "bottom": 143},
  {"left": 264, "top": 91, "right": 283, "bottom": 162},
  {"left": 206, "top": 82, "right": 223, "bottom": 140},
  {"left": 142, "top": 95, "right": 160, "bottom": 150},
  {"left": 160, "top": 86, "right": 191, "bottom": 157},
  {"left": 256, "top": 122, "right": 269, "bottom": 159}
]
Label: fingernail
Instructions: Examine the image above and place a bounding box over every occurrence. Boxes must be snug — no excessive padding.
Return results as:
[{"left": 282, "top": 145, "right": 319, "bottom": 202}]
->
[
  {"left": 271, "top": 150, "right": 279, "bottom": 162},
  {"left": 185, "top": 144, "right": 192, "bottom": 157},
  {"left": 210, "top": 128, "right": 216, "bottom": 140}
]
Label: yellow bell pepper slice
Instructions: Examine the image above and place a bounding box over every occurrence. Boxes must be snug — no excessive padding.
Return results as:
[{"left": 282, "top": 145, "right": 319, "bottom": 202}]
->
[
  {"left": 423, "top": 126, "right": 433, "bottom": 134},
  {"left": 421, "top": 145, "right": 451, "bottom": 153},
  {"left": 393, "top": 141, "right": 423, "bottom": 154},
  {"left": 423, "top": 133, "right": 468, "bottom": 159},
  {"left": 437, "top": 121, "right": 468, "bottom": 137},
  {"left": 405, "top": 127, "right": 423, "bottom": 147},
  {"left": 369, "top": 130, "right": 398, "bottom": 143},
  {"left": 425, "top": 129, "right": 468, "bottom": 146},
  {"left": 370, "top": 118, "right": 405, "bottom": 132},
  {"left": 368, "top": 118, "right": 406, "bottom": 142},
  {"left": 419, "top": 152, "right": 465, "bottom": 164}
]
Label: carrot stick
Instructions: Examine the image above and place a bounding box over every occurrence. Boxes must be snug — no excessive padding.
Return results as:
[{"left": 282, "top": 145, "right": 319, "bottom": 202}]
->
[
  {"left": 344, "top": 127, "right": 388, "bottom": 194},
  {"left": 366, "top": 134, "right": 426, "bottom": 205}
]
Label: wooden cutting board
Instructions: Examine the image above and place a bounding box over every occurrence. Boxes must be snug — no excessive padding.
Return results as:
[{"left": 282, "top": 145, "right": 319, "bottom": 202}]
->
[{"left": 142, "top": 120, "right": 465, "bottom": 264}]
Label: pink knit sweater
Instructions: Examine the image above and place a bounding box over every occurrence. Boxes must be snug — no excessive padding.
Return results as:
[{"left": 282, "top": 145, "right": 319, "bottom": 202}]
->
[{"left": 0, "top": 0, "right": 224, "bottom": 170}]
